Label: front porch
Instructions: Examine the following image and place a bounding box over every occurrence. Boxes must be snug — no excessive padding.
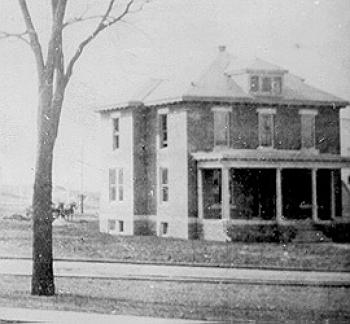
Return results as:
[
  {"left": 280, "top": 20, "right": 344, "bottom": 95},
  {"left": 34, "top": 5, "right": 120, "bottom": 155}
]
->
[
  {"left": 198, "top": 167, "right": 342, "bottom": 223},
  {"left": 193, "top": 150, "right": 350, "bottom": 240}
]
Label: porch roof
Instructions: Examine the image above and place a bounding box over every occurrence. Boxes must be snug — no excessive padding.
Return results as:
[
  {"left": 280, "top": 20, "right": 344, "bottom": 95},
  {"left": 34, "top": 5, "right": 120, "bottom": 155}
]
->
[{"left": 192, "top": 149, "right": 350, "bottom": 169}]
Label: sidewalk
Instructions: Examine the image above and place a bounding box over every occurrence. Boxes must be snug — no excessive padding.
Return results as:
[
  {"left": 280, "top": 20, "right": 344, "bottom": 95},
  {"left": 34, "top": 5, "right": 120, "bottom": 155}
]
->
[
  {"left": 1, "top": 258, "right": 350, "bottom": 286},
  {"left": 0, "top": 307, "right": 207, "bottom": 324}
]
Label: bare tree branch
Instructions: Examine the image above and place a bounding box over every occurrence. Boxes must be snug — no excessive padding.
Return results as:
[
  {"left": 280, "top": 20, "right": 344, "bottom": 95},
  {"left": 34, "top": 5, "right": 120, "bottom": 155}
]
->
[
  {"left": 0, "top": 31, "right": 31, "bottom": 46},
  {"left": 64, "top": 0, "right": 135, "bottom": 81},
  {"left": 63, "top": 15, "right": 106, "bottom": 29},
  {"left": 18, "top": 0, "right": 45, "bottom": 75}
]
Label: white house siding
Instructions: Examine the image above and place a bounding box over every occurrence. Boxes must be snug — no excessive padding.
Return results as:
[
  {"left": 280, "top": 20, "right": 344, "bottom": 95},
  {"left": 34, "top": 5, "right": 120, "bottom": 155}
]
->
[
  {"left": 99, "top": 109, "right": 134, "bottom": 235},
  {"left": 157, "top": 108, "right": 189, "bottom": 239}
]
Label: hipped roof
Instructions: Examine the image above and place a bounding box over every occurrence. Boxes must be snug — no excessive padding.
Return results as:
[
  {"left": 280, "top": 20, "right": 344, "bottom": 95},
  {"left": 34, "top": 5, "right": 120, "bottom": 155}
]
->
[{"left": 97, "top": 48, "right": 348, "bottom": 112}]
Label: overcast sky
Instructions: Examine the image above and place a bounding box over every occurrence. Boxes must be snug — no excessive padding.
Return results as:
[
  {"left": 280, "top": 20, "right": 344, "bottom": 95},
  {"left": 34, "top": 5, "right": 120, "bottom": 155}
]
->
[{"left": 0, "top": 0, "right": 349, "bottom": 191}]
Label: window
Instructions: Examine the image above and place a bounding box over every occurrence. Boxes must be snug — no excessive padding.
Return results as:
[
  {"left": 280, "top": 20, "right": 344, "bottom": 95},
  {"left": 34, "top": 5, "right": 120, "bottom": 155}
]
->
[
  {"left": 213, "top": 107, "right": 230, "bottom": 147},
  {"left": 109, "top": 169, "right": 116, "bottom": 201},
  {"left": 108, "top": 219, "right": 116, "bottom": 232},
  {"left": 272, "top": 77, "right": 282, "bottom": 94},
  {"left": 299, "top": 109, "right": 317, "bottom": 149},
  {"left": 160, "top": 167, "right": 169, "bottom": 202},
  {"left": 159, "top": 114, "right": 168, "bottom": 148},
  {"left": 250, "top": 75, "right": 259, "bottom": 92},
  {"left": 212, "top": 169, "right": 222, "bottom": 204},
  {"left": 160, "top": 222, "right": 168, "bottom": 235},
  {"left": 250, "top": 75, "right": 283, "bottom": 95},
  {"left": 262, "top": 77, "right": 272, "bottom": 92},
  {"left": 109, "top": 168, "right": 124, "bottom": 202},
  {"left": 257, "top": 108, "right": 276, "bottom": 148},
  {"left": 112, "top": 118, "right": 120, "bottom": 150},
  {"left": 118, "top": 220, "right": 124, "bottom": 232},
  {"left": 118, "top": 168, "right": 124, "bottom": 201}
]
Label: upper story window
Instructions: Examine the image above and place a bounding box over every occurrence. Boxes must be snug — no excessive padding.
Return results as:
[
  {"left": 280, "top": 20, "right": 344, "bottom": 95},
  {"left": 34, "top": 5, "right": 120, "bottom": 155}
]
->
[
  {"left": 109, "top": 168, "right": 124, "bottom": 202},
  {"left": 299, "top": 109, "right": 318, "bottom": 150},
  {"left": 109, "top": 168, "right": 116, "bottom": 201},
  {"left": 250, "top": 75, "right": 282, "bottom": 95},
  {"left": 257, "top": 108, "right": 276, "bottom": 148},
  {"left": 160, "top": 167, "right": 169, "bottom": 202},
  {"left": 112, "top": 118, "right": 120, "bottom": 150},
  {"left": 212, "top": 107, "right": 231, "bottom": 147},
  {"left": 158, "top": 110, "right": 168, "bottom": 148}
]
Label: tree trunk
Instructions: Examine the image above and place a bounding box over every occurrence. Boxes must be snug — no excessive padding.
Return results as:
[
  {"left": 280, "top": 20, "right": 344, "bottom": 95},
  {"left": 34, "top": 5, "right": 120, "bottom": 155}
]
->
[
  {"left": 31, "top": 84, "right": 57, "bottom": 296},
  {"left": 31, "top": 139, "right": 55, "bottom": 295}
]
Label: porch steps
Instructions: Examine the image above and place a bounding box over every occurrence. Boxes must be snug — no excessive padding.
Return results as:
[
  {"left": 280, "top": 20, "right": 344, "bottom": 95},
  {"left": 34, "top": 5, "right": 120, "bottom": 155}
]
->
[{"left": 293, "top": 229, "right": 331, "bottom": 243}]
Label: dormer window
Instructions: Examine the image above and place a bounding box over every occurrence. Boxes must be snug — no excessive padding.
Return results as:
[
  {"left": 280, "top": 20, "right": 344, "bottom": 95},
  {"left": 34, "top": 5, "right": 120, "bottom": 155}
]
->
[
  {"left": 262, "top": 77, "right": 272, "bottom": 92},
  {"left": 250, "top": 76, "right": 259, "bottom": 92},
  {"left": 272, "top": 77, "right": 282, "bottom": 94},
  {"left": 250, "top": 75, "right": 282, "bottom": 95}
]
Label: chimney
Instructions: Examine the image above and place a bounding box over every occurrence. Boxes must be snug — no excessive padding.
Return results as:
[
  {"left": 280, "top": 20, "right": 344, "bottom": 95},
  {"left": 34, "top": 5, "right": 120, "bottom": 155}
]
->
[{"left": 218, "top": 45, "right": 226, "bottom": 52}]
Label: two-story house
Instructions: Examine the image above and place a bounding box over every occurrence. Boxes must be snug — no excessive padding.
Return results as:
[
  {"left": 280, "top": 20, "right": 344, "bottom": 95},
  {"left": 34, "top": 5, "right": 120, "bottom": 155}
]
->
[{"left": 97, "top": 46, "right": 350, "bottom": 241}]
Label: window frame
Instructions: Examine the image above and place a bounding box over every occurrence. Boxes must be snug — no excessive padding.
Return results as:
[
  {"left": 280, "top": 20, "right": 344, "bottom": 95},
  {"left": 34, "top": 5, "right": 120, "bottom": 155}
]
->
[
  {"left": 159, "top": 112, "right": 168, "bottom": 148},
  {"left": 257, "top": 108, "right": 276, "bottom": 148},
  {"left": 160, "top": 167, "right": 169, "bottom": 203},
  {"left": 118, "top": 220, "right": 124, "bottom": 233},
  {"left": 160, "top": 222, "right": 169, "bottom": 236},
  {"left": 261, "top": 76, "right": 272, "bottom": 92},
  {"left": 212, "top": 106, "right": 231, "bottom": 147},
  {"left": 112, "top": 117, "right": 120, "bottom": 150},
  {"left": 299, "top": 109, "right": 318, "bottom": 150},
  {"left": 109, "top": 167, "right": 124, "bottom": 203},
  {"left": 249, "top": 75, "right": 283, "bottom": 96},
  {"left": 108, "top": 219, "right": 116, "bottom": 232},
  {"left": 250, "top": 75, "right": 259, "bottom": 92},
  {"left": 109, "top": 168, "right": 117, "bottom": 202}
]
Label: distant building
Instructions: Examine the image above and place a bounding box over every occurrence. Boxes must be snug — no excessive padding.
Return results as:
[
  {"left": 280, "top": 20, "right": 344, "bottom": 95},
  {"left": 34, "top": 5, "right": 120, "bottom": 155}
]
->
[{"left": 97, "top": 46, "right": 350, "bottom": 241}]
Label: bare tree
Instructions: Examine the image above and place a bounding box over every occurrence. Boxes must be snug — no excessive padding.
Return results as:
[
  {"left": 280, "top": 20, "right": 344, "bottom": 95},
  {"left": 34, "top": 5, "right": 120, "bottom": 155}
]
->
[{"left": 0, "top": 0, "right": 146, "bottom": 296}]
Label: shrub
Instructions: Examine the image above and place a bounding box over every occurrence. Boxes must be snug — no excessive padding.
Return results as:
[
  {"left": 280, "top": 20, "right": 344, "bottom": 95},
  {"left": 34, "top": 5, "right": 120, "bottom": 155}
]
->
[
  {"left": 277, "top": 225, "right": 298, "bottom": 243},
  {"left": 225, "top": 224, "right": 297, "bottom": 243},
  {"left": 134, "top": 219, "right": 156, "bottom": 236},
  {"left": 314, "top": 223, "right": 350, "bottom": 243},
  {"left": 188, "top": 221, "right": 203, "bottom": 240}
]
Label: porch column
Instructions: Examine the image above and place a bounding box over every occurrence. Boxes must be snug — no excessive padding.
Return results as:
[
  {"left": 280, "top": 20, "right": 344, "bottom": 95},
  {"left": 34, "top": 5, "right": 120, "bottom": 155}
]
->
[
  {"left": 221, "top": 166, "right": 230, "bottom": 220},
  {"left": 276, "top": 168, "right": 283, "bottom": 223},
  {"left": 312, "top": 168, "right": 318, "bottom": 222},
  {"left": 330, "top": 170, "right": 336, "bottom": 219},
  {"left": 197, "top": 168, "right": 203, "bottom": 219}
]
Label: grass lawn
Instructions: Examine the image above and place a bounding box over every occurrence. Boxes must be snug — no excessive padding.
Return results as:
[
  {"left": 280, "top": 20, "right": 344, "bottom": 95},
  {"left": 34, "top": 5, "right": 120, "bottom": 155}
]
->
[
  {"left": 0, "top": 275, "right": 349, "bottom": 321},
  {"left": 0, "top": 219, "right": 350, "bottom": 271}
]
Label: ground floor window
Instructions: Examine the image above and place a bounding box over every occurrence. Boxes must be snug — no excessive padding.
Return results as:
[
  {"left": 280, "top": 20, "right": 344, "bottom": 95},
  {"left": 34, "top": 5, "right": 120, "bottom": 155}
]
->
[
  {"left": 108, "top": 219, "right": 116, "bottom": 232},
  {"left": 203, "top": 169, "right": 222, "bottom": 219},
  {"left": 118, "top": 220, "right": 124, "bottom": 232},
  {"left": 160, "top": 222, "right": 168, "bottom": 235}
]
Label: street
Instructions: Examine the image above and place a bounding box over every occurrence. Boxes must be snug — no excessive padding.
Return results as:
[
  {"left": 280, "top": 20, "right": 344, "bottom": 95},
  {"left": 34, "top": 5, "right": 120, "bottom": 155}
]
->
[{"left": 1, "top": 258, "right": 350, "bottom": 286}]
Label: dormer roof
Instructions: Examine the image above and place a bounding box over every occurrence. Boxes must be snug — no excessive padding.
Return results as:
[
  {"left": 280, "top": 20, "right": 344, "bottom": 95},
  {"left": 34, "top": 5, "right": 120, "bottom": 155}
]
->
[{"left": 226, "top": 57, "right": 288, "bottom": 75}]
